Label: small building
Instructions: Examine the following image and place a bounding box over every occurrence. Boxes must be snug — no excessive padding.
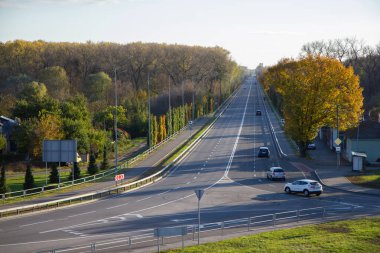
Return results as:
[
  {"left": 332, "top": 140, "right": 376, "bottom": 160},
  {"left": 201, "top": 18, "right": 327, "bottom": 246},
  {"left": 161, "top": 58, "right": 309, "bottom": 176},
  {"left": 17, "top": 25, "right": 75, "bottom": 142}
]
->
[
  {"left": 345, "top": 121, "right": 380, "bottom": 164},
  {"left": 351, "top": 152, "right": 367, "bottom": 171},
  {"left": 0, "top": 115, "right": 18, "bottom": 153}
]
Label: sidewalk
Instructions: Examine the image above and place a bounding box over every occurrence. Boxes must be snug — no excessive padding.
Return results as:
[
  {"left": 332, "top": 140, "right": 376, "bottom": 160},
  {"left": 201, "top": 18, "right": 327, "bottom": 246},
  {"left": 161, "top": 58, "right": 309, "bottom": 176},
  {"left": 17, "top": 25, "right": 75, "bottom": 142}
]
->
[{"left": 0, "top": 116, "right": 211, "bottom": 211}]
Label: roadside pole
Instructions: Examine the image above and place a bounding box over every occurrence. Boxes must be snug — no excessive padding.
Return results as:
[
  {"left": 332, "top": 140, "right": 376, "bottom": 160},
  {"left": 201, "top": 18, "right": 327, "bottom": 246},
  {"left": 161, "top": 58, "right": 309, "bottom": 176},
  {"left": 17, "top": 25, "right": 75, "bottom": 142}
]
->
[{"left": 194, "top": 189, "right": 204, "bottom": 245}]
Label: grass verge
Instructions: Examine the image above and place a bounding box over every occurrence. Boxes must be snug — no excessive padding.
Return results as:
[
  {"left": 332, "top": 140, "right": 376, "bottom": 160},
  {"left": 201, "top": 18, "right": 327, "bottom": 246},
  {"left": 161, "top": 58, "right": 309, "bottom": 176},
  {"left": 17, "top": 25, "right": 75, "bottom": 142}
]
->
[
  {"left": 164, "top": 217, "right": 380, "bottom": 253},
  {"left": 346, "top": 170, "right": 380, "bottom": 189}
]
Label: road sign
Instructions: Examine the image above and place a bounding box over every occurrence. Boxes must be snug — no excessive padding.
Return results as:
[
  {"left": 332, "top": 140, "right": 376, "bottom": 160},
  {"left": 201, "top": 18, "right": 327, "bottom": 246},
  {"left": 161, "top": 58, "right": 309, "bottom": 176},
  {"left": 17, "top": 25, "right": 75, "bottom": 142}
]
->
[
  {"left": 335, "top": 146, "right": 341, "bottom": 153},
  {"left": 194, "top": 189, "right": 204, "bottom": 200},
  {"left": 114, "top": 174, "right": 125, "bottom": 181},
  {"left": 334, "top": 138, "right": 342, "bottom": 146}
]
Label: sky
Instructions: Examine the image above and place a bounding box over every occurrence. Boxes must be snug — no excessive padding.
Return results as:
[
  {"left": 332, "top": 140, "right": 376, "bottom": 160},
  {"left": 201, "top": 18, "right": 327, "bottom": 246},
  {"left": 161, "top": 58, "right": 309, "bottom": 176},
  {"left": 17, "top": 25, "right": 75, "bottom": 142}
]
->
[{"left": 0, "top": 0, "right": 379, "bottom": 69}]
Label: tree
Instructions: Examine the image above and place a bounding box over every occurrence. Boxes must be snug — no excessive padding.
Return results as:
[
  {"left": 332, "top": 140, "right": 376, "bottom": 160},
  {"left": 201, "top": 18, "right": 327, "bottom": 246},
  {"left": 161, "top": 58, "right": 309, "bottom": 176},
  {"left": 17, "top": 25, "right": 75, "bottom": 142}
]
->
[
  {"left": 0, "top": 164, "right": 8, "bottom": 194},
  {"left": 262, "top": 55, "right": 363, "bottom": 156},
  {"left": 85, "top": 72, "right": 112, "bottom": 102},
  {"left": 87, "top": 152, "right": 98, "bottom": 175},
  {"left": 49, "top": 163, "right": 59, "bottom": 184},
  {"left": 68, "top": 162, "right": 81, "bottom": 180},
  {"left": 24, "top": 163, "right": 35, "bottom": 190},
  {"left": 38, "top": 66, "right": 70, "bottom": 100},
  {"left": 0, "top": 135, "right": 6, "bottom": 151},
  {"left": 100, "top": 145, "right": 109, "bottom": 170}
]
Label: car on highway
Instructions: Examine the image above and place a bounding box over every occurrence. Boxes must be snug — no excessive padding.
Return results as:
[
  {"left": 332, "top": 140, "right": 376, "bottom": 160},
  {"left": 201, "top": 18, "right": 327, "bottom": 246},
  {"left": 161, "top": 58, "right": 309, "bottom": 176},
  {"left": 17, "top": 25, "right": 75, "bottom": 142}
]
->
[
  {"left": 258, "top": 146, "right": 270, "bottom": 158},
  {"left": 256, "top": 110, "right": 262, "bottom": 116},
  {"left": 266, "top": 167, "right": 286, "bottom": 181},
  {"left": 307, "top": 142, "right": 316, "bottom": 150},
  {"left": 284, "top": 179, "right": 323, "bottom": 196}
]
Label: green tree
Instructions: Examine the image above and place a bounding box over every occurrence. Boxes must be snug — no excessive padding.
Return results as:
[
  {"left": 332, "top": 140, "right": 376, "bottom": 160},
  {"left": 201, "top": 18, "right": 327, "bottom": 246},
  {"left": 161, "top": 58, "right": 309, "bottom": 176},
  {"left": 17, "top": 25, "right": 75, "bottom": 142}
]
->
[
  {"left": 100, "top": 145, "right": 109, "bottom": 171},
  {"left": 262, "top": 55, "right": 363, "bottom": 156},
  {"left": 68, "top": 162, "right": 81, "bottom": 180},
  {"left": 85, "top": 72, "right": 112, "bottom": 102},
  {"left": 38, "top": 66, "right": 70, "bottom": 100},
  {"left": 49, "top": 163, "right": 59, "bottom": 184},
  {"left": 87, "top": 152, "right": 98, "bottom": 175},
  {"left": 0, "top": 164, "right": 8, "bottom": 194},
  {"left": 23, "top": 163, "right": 35, "bottom": 190}
]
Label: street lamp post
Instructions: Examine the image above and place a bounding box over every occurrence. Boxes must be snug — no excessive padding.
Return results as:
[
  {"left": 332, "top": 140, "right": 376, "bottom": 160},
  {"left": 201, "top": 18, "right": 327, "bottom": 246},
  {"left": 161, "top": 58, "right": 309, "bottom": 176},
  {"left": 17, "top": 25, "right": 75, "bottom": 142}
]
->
[
  {"left": 148, "top": 73, "right": 151, "bottom": 148},
  {"left": 114, "top": 68, "right": 118, "bottom": 175}
]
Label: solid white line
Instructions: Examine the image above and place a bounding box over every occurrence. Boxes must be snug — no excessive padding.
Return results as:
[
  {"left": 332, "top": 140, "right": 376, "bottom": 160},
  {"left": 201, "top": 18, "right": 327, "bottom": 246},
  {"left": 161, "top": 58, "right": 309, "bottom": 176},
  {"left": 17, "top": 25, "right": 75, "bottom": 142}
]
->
[
  {"left": 20, "top": 219, "right": 55, "bottom": 228},
  {"left": 224, "top": 82, "right": 251, "bottom": 178},
  {"left": 67, "top": 211, "right": 96, "bottom": 218},
  {"left": 136, "top": 196, "right": 153, "bottom": 202},
  {"left": 106, "top": 203, "right": 129, "bottom": 210},
  {"left": 193, "top": 177, "right": 197, "bottom": 179}
]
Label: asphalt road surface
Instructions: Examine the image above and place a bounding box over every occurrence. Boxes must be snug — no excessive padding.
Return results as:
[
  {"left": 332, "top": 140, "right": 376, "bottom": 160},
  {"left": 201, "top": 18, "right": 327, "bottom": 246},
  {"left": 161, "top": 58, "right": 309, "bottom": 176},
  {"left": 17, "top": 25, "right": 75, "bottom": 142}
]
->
[{"left": 1, "top": 76, "right": 379, "bottom": 253}]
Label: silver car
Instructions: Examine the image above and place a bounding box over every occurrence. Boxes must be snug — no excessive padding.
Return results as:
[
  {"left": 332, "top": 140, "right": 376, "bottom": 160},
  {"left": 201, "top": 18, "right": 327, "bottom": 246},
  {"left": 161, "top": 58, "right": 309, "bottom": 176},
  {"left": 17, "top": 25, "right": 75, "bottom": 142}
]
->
[{"left": 266, "top": 167, "right": 286, "bottom": 181}]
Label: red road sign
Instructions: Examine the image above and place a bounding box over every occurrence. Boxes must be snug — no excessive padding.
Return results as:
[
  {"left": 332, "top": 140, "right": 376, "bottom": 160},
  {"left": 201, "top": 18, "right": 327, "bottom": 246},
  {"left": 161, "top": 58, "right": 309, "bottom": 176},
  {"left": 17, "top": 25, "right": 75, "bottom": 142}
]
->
[{"left": 115, "top": 174, "right": 125, "bottom": 181}]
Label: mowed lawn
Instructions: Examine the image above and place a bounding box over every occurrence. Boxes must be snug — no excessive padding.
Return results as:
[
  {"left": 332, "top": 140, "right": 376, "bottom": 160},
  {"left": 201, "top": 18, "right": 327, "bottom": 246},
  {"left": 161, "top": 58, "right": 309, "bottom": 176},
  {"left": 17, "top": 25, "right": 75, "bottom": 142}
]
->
[
  {"left": 347, "top": 170, "right": 380, "bottom": 189},
  {"left": 164, "top": 217, "right": 380, "bottom": 253}
]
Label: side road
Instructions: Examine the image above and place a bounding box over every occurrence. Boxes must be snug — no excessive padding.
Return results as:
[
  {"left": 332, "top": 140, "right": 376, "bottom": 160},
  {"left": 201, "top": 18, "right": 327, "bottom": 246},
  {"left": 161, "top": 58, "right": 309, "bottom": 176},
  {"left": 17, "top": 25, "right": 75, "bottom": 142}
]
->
[{"left": 0, "top": 116, "right": 210, "bottom": 211}]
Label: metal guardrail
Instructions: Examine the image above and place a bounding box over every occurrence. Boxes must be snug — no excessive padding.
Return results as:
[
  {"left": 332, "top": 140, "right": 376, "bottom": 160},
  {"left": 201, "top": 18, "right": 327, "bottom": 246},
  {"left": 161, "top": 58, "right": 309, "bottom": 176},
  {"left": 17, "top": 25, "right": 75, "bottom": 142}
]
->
[{"left": 37, "top": 206, "right": 361, "bottom": 253}]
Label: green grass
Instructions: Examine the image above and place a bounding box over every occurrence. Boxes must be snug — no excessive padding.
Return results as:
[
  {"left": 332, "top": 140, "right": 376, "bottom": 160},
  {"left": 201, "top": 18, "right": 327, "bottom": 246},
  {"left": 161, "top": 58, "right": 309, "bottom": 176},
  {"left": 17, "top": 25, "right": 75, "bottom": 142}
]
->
[
  {"left": 164, "top": 217, "right": 380, "bottom": 253},
  {"left": 347, "top": 170, "right": 380, "bottom": 189}
]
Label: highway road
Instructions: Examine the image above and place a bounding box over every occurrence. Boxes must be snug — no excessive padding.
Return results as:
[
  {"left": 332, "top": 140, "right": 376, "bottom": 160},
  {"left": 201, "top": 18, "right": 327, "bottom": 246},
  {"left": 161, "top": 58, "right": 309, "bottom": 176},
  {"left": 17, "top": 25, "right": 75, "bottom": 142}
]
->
[{"left": 1, "top": 76, "right": 380, "bottom": 252}]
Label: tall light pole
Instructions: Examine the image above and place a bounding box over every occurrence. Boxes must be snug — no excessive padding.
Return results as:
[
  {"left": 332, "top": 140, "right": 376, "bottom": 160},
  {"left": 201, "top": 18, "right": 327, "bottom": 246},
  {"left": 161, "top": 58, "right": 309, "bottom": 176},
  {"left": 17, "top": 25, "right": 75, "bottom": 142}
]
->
[
  {"left": 114, "top": 68, "right": 118, "bottom": 174},
  {"left": 148, "top": 73, "right": 151, "bottom": 148}
]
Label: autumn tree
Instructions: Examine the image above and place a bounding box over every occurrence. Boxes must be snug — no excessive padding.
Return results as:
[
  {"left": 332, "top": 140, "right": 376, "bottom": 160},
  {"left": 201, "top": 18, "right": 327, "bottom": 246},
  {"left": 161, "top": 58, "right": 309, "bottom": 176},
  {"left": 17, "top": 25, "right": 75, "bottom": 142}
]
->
[
  {"left": 0, "top": 135, "right": 6, "bottom": 151},
  {"left": 262, "top": 55, "right": 363, "bottom": 156}
]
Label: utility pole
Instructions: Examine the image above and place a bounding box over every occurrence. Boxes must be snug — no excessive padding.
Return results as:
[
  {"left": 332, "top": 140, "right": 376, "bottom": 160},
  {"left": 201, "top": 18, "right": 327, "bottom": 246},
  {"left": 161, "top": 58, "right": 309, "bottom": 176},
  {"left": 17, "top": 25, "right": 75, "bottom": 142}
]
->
[
  {"left": 148, "top": 73, "right": 151, "bottom": 148},
  {"left": 114, "top": 68, "right": 118, "bottom": 174}
]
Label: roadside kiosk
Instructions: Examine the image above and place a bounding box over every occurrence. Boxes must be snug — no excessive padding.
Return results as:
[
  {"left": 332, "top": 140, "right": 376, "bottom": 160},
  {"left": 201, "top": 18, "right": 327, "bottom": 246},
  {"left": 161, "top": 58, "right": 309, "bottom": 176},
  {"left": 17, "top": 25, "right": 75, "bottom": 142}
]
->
[{"left": 351, "top": 152, "right": 367, "bottom": 172}]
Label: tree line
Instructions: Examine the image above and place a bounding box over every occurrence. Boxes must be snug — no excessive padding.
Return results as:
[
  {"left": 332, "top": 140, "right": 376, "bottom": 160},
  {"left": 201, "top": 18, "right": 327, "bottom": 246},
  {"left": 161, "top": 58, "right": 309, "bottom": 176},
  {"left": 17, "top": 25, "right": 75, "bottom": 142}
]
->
[
  {"left": 300, "top": 38, "right": 380, "bottom": 115},
  {"left": 0, "top": 40, "right": 247, "bottom": 160}
]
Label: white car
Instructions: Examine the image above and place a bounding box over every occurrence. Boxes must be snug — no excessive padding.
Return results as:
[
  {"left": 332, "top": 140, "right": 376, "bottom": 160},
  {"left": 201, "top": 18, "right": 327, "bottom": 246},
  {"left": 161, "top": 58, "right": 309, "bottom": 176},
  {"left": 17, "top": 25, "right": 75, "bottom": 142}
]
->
[{"left": 284, "top": 179, "right": 323, "bottom": 196}]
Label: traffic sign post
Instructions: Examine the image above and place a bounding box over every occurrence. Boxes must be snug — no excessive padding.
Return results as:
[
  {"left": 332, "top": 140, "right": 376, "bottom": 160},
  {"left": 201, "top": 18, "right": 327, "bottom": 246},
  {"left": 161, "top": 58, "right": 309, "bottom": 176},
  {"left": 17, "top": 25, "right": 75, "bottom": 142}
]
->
[
  {"left": 114, "top": 174, "right": 125, "bottom": 185},
  {"left": 194, "top": 189, "right": 204, "bottom": 245}
]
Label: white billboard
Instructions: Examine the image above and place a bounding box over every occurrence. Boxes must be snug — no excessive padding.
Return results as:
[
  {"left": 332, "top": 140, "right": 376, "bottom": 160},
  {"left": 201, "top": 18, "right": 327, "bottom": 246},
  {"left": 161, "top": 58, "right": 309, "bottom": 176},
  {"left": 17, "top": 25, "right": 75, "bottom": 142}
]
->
[{"left": 42, "top": 140, "right": 78, "bottom": 162}]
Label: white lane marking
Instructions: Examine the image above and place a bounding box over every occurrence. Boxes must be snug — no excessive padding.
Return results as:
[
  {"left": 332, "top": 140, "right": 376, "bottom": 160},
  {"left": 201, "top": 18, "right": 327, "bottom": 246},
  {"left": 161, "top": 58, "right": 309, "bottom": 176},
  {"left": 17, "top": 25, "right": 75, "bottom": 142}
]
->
[
  {"left": 193, "top": 177, "right": 197, "bottom": 180},
  {"left": 197, "top": 172, "right": 200, "bottom": 175},
  {"left": 171, "top": 218, "right": 197, "bottom": 222},
  {"left": 224, "top": 83, "right": 251, "bottom": 178},
  {"left": 106, "top": 203, "right": 129, "bottom": 210},
  {"left": 136, "top": 196, "right": 153, "bottom": 202},
  {"left": 20, "top": 219, "right": 55, "bottom": 228},
  {"left": 67, "top": 211, "right": 96, "bottom": 218},
  {"left": 123, "top": 213, "right": 143, "bottom": 218},
  {"left": 186, "top": 182, "right": 190, "bottom": 184}
]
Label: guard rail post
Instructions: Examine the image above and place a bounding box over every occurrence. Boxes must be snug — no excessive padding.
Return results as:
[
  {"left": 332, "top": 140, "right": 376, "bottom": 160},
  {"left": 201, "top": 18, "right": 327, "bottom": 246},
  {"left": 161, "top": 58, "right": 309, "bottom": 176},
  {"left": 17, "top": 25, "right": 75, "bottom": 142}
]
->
[
  {"left": 323, "top": 208, "right": 326, "bottom": 219},
  {"left": 273, "top": 214, "right": 276, "bottom": 226},
  {"left": 248, "top": 217, "right": 251, "bottom": 231},
  {"left": 192, "top": 225, "right": 195, "bottom": 241},
  {"left": 221, "top": 221, "right": 224, "bottom": 236},
  {"left": 128, "top": 236, "right": 131, "bottom": 251}
]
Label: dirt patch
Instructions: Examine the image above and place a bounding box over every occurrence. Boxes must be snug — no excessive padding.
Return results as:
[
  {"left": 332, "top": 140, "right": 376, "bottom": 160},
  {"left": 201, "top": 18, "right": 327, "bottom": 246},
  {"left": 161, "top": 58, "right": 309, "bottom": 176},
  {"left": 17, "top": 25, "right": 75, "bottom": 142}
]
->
[{"left": 318, "top": 224, "right": 351, "bottom": 233}]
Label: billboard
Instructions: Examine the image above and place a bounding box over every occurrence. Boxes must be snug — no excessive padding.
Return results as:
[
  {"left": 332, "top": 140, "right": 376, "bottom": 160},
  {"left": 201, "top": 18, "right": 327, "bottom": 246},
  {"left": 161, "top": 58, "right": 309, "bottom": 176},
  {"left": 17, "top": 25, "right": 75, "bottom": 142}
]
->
[{"left": 43, "top": 140, "right": 78, "bottom": 162}]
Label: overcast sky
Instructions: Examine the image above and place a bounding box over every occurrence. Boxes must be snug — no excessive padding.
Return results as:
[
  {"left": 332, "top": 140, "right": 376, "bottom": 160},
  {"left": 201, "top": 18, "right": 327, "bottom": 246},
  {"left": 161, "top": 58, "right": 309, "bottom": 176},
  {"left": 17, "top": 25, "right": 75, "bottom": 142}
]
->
[{"left": 1, "top": 0, "right": 379, "bottom": 69}]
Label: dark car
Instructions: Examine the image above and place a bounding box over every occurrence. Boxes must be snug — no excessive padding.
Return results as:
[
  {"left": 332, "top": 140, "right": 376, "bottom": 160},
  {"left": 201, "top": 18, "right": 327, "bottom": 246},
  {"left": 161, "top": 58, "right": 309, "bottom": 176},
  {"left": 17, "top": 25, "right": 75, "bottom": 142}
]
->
[
  {"left": 256, "top": 110, "right": 262, "bottom": 116},
  {"left": 258, "top": 146, "right": 270, "bottom": 158},
  {"left": 307, "top": 143, "right": 316, "bottom": 150}
]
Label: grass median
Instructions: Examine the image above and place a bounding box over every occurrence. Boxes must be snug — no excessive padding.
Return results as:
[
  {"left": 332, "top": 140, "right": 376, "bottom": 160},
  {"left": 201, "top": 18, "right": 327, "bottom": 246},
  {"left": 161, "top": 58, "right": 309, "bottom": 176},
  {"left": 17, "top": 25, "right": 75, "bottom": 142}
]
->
[
  {"left": 164, "top": 217, "right": 380, "bottom": 253},
  {"left": 347, "top": 170, "right": 380, "bottom": 189}
]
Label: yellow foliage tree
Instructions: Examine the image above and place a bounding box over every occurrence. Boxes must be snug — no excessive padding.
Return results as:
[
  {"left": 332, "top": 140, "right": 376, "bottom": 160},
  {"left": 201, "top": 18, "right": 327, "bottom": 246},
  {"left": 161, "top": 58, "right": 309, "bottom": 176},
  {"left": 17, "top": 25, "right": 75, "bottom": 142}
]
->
[
  {"left": 262, "top": 55, "right": 363, "bottom": 156},
  {"left": 33, "top": 113, "right": 64, "bottom": 158}
]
